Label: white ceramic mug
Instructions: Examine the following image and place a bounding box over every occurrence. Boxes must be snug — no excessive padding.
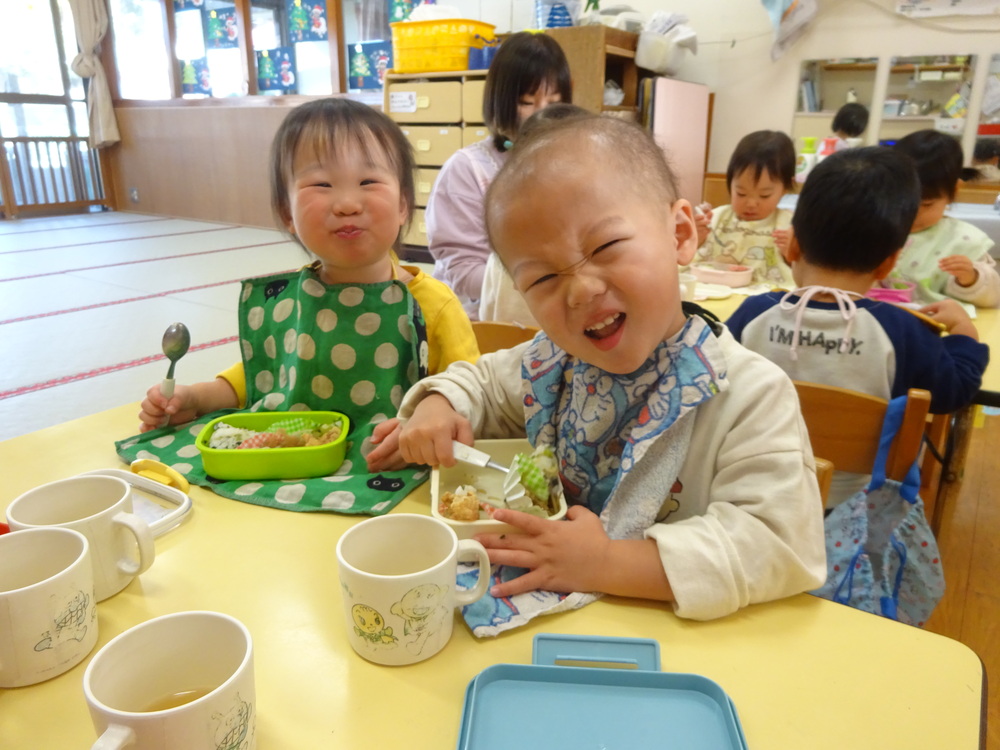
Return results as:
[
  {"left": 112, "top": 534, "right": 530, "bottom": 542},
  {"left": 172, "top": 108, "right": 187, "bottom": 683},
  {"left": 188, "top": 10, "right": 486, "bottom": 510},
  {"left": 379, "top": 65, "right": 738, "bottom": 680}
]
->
[
  {"left": 336, "top": 513, "right": 491, "bottom": 666},
  {"left": 84, "top": 611, "right": 255, "bottom": 750},
  {"left": 0, "top": 527, "right": 98, "bottom": 687},
  {"left": 7, "top": 475, "right": 155, "bottom": 601}
]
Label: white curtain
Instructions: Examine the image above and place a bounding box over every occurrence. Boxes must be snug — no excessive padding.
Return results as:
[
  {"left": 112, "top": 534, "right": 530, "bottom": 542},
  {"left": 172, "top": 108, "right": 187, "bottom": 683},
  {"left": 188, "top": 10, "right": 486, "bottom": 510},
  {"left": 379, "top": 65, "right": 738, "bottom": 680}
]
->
[{"left": 68, "top": 0, "right": 121, "bottom": 148}]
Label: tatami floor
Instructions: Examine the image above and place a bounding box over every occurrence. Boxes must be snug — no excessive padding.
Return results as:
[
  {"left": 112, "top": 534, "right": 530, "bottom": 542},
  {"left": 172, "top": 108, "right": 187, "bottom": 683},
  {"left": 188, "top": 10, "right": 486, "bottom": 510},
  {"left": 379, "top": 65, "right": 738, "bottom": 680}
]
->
[
  {"left": 0, "top": 211, "right": 308, "bottom": 442},
  {"left": 1, "top": 210, "right": 996, "bottom": 745}
]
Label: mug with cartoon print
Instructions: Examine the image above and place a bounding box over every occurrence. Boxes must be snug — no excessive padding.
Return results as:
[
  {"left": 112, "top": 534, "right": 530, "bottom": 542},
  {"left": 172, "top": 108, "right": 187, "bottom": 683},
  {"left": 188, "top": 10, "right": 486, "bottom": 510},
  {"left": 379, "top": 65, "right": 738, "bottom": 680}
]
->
[
  {"left": 84, "top": 611, "right": 255, "bottom": 750},
  {"left": 0, "top": 527, "right": 98, "bottom": 688},
  {"left": 336, "top": 514, "right": 490, "bottom": 665}
]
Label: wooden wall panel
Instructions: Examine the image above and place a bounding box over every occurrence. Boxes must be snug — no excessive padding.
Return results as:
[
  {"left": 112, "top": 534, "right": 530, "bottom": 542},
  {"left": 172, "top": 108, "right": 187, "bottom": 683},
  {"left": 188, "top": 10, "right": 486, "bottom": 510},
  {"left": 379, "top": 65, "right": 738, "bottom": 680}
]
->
[
  {"left": 108, "top": 105, "right": 293, "bottom": 228},
  {"left": 702, "top": 173, "right": 729, "bottom": 207}
]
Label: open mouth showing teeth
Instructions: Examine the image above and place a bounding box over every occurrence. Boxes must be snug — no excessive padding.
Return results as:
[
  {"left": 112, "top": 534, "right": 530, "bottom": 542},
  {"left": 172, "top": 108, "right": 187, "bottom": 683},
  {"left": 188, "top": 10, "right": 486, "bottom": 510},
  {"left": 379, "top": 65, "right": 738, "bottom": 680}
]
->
[{"left": 585, "top": 313, "right": 624, "bottom": 340}]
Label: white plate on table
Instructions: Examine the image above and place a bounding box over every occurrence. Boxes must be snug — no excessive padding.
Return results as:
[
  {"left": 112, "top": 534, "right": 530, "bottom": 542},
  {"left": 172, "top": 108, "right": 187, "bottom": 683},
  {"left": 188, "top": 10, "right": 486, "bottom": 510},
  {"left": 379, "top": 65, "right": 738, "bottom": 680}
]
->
[{"left": 695, "top": 283, "right": 732, "bottom": 301}]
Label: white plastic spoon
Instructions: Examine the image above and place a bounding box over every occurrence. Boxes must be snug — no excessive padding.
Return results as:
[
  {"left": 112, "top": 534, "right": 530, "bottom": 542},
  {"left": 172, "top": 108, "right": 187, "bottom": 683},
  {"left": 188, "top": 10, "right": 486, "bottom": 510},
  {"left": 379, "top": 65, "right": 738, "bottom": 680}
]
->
[{"left": 451, "top": 441, "right": 526, "bottom": 504}]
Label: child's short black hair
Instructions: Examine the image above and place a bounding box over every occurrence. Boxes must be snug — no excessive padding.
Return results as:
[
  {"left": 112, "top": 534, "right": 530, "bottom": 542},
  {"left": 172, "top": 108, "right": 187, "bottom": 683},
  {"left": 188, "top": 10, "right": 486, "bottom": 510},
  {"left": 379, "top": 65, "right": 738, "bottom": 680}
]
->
[
  {"left": 792, "top": 147, "right": 919, "bottom": 274},
  {"left": 831, "top": 103, "right": 869, "bottom": 138},
  {"left": 517, "top": 102, "right": 592, "bottom": 141},
  {"left": 973, "top": 137, "right": 1000, "bottom": 164},
  {"left": 892, "top": 130, "right": 962, "bottom": 201},
  {"left": 486, "top": 116, "right": 680, "bottom": 254},
  {"left": 482, "top": 32, "right": 572, "bottom": 153},
  {"left": 726, "top": 130, "right": 796, "bottom": 193}
]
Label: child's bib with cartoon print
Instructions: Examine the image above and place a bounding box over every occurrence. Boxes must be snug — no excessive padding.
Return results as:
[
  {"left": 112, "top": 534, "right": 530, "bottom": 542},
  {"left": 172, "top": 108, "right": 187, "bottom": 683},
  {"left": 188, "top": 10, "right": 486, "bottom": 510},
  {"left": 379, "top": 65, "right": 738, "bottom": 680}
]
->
[
  {"left": 115, "top": 266, "right": 429, "bottom": 515},
  {"left": 887, "top": 217, "right": 993, "bottom": 304},
  {"left": 521, "top": 315, "right": 722, "bottom": 517},
  {"left": 696, "top": 205, "right": 794, "bottom": 287},
  {"left": 458, "top": 315, "right": 726, "bottom": 638}
]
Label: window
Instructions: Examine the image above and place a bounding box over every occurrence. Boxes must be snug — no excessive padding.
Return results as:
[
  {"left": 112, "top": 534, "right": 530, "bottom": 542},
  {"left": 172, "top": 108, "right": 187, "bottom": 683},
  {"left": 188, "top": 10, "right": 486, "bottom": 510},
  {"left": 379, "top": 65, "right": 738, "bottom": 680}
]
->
[
  {"left": 251, "top": 0, "right": 334, "bottom": 96},
  {"left": 0, "top": 0, "right": 107, "bottom": 216},
  {"left": 107, "top": 0, "right": 172, "bottom": 100},
  {"left": 342, "top": 0, "right": 394, "bottom": 93}
]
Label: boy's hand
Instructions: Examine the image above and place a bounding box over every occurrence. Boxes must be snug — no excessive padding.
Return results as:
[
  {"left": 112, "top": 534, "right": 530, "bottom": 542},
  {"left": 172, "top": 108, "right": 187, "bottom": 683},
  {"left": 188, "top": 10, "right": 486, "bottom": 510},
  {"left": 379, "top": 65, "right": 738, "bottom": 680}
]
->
[
  {"left": 919, "top": 299, "right": 979, "bottom": 340},
  {"left": 138, "top": 383, "right": 200, "bottom": 432},
  {"left": 397, "top": 394, "right": 474, "bottom": 467},
  {"left": 365, "top": 418, "right": 410, "bottom": 472},
  {"left": 939, "top": 254, "right": 977, "bottom": 287},
  {"left": 474, "top": 505, "right": 612, "bottom": 597}
]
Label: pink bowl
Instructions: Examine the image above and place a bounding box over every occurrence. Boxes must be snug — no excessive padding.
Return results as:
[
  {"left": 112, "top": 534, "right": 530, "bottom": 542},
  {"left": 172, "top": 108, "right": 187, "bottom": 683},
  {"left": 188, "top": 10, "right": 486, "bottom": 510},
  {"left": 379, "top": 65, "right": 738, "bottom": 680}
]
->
[
  {"left": 690, "top": 263, "right": 754, "bottom": 288},
  {"left": 867, "top": 280, "right": 915, "bottom": 303}
]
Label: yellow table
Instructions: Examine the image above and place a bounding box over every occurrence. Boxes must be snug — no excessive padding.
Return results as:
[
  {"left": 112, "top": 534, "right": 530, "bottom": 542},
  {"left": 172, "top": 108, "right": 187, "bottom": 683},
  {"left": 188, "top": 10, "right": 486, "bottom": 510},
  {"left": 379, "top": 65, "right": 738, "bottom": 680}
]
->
[{"left": 0, "top": 405, "right": 987, "bottom": 749}]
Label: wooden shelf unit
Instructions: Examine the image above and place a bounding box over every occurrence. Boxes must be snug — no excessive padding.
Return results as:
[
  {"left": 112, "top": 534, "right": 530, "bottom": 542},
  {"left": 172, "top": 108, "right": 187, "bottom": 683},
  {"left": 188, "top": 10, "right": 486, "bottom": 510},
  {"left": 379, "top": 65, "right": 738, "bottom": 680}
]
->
[
  {"left": 545, "top": 26, "right": 647, "bottom": 116},
  {"left": 822, "top": 62, "right": 970, "bottom": 74}
]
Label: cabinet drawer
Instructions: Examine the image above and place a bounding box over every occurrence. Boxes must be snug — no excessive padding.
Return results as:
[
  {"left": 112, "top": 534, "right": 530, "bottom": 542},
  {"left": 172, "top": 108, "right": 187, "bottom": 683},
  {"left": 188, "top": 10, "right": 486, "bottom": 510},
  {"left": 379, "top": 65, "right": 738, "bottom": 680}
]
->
[
  {"left": 463, "top": 125, "right": 490, "bottom": 147},
  {"left": 386, "top": 81, "right": 462, "bottom": 123},
  {"left": 414, "top": 168, "right": 441, "bottom": 207},
  {"left": 462, "top": 79, "right": 486, "bottom": 123},
  {"left": 400, "top": 126, "right": 463, "bottom": 166},
  {"left": 404, "top": 208, "right": 428, "bottom": 246}
]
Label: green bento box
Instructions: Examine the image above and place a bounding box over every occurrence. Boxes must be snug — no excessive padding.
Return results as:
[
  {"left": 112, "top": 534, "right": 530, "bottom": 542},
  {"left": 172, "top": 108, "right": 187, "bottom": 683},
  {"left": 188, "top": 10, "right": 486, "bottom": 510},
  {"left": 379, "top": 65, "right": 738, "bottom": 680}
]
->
[{"left": 196, "top": 411, "right": 350, "bottom": 480}]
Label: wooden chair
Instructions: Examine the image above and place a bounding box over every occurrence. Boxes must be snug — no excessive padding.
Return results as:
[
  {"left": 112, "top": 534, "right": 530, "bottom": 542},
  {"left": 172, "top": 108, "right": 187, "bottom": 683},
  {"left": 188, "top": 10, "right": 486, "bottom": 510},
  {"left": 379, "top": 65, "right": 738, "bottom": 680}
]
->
[
  {"left": 472, "top": 321, "right": 540, "bottom": 354},
  {"left": 813, "top": 457, "right": 834, "bottom": 508},
  {"left": 793, "top": 381, "right": 931, "bottom": 508}
]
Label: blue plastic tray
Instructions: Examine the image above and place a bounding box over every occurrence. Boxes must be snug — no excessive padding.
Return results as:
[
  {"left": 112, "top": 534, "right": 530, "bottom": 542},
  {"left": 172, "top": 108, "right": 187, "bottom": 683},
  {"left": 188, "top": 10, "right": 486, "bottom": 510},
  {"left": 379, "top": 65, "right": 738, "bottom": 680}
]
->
[{"left": 457, "top": 634, "right": 748, "bottom": 749}]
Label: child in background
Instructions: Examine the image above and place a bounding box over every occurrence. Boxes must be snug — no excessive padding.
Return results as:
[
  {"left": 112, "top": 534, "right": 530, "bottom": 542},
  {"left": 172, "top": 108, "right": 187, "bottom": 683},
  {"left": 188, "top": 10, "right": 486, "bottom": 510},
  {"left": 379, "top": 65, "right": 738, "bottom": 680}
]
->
[
  {"left": 478, "top": 103, "right": 594, "bottom": 328},
  {"left": 694, "top": 130, "right": 797, "bottom": 287},
  {"left": 830, "top": 102, "right": 869, "bottom": 150},
  {"left": 970, "top": 137, "right": 1000, "bottom": 182},
  {"left": 889, "top": 130, "right": 1000, "bottom": 307},
  {"left": 427, "top": 32, "right": 572, "bottom": 319},
  {"left": 124, "top": 99, "right": 478, "bottom": 512},
  {"left": 386, "top": 116, "right": 825, "bottom": 623},
  {"left": 727, "top": 147, "right": 988, "bottom": 505}
]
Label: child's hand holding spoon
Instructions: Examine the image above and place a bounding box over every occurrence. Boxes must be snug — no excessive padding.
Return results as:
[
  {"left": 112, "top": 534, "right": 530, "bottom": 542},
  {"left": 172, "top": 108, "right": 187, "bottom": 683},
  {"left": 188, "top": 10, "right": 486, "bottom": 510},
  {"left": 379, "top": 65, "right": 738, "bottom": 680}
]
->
[{"left": 159, "top": 322, "right": 190, "bottom": 426}]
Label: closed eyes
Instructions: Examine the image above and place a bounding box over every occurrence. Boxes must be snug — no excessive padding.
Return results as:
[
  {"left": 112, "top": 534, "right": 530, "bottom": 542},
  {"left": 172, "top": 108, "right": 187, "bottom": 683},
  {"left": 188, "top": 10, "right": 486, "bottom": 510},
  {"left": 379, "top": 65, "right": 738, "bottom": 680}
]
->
[{"left": 524, "top": 240, "right": 620, "bottom": 290}]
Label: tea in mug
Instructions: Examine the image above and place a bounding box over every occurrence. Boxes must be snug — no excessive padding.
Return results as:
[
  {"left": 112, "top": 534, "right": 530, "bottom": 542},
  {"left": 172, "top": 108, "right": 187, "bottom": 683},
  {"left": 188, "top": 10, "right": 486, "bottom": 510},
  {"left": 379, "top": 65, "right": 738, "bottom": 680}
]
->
[{"left": 143, "top": 687, "right": 213, "bottom": 712}]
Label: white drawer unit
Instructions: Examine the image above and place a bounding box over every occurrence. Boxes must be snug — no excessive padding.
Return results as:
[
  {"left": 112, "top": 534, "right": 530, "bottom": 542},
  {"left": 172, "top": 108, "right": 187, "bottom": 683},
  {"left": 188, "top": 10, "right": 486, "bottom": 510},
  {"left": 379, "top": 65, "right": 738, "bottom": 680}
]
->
[{"left": 385, "top": 69, "right": 488, "bottom": 247}]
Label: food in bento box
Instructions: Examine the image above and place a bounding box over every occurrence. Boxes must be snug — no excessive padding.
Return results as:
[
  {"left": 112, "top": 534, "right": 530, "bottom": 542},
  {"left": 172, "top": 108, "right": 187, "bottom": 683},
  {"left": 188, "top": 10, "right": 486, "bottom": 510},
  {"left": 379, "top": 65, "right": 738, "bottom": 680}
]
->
[
  {"left": 438, "top": 445, "right": 563, "bottom": 521},
  {"left": 207, "top": 416, "right": 343, "bottom": 450}
]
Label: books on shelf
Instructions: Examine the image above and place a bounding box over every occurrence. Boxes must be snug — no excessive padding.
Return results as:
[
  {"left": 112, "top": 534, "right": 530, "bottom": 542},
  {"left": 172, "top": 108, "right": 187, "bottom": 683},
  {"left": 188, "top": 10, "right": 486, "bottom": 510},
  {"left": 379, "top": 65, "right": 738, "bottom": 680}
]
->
[{"left": 800, "top": 79, "right": 819, "bottom": 113}]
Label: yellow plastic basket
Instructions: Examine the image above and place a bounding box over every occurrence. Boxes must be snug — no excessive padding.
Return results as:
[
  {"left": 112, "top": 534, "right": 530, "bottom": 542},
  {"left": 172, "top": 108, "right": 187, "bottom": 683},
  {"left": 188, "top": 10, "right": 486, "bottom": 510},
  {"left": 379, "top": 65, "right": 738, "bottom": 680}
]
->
[{"left": 391, "top": 18, "right": 496, "bottom": 73}]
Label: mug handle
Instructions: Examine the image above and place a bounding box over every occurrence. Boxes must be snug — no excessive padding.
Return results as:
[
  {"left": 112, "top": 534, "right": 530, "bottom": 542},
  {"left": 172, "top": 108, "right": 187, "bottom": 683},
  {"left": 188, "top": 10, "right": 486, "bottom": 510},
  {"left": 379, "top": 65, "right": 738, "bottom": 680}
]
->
[
  {"left": 111, "top": 512, "right": 155, "bottom": 577},
  {"left": 92, "top": 724, "right": 136, "bottom": 749},
  {"left": 454, "top": 539, "right": 491, "bottom": 606}
]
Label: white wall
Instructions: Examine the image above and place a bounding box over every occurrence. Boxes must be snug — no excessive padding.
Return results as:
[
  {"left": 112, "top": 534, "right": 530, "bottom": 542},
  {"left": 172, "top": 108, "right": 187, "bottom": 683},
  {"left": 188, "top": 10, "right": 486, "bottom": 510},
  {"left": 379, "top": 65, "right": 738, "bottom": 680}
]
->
[{"left": 618, "top": 0, "right": 999, "bottom": 171}]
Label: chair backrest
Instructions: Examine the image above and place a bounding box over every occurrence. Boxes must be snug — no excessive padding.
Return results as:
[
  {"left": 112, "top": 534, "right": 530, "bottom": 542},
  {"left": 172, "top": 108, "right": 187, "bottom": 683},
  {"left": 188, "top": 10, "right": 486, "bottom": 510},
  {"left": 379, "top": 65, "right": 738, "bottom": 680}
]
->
[
  {"left": 793, "top": 381, "right": 931, "bottom": 506},
  {"left": 472, "top": 321, "right": 540, "bottom": 354},
  {"left": 813, "top": 457, "right": 834, "bottom": 507}
]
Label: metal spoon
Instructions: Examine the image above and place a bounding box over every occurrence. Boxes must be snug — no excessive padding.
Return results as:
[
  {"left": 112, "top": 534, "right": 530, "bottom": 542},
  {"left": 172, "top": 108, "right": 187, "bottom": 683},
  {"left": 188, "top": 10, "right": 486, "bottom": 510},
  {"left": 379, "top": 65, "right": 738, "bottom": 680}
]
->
[{"left": 160, "top": 322, "right": 191, "bottom": 400}]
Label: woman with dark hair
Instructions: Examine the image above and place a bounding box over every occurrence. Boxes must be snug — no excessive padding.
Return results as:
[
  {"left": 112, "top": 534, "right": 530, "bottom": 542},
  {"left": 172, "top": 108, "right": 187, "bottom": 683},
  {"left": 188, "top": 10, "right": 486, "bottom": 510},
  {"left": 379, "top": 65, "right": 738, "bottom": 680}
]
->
[{"left": 425, "top": 32, "right": 572, "bottom": 318}]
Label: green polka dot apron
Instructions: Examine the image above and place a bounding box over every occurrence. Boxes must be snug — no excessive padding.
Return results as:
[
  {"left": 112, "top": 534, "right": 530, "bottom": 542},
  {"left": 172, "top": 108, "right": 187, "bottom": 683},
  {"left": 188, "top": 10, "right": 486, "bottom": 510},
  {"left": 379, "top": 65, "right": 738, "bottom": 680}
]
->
[{"left": 115, "top": 265, "right": 430, "bottom": 515}]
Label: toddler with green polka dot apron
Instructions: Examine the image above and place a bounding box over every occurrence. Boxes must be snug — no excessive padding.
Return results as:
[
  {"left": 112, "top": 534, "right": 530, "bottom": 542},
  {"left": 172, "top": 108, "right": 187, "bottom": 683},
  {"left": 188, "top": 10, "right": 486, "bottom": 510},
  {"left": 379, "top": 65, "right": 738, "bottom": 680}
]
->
[{"left": 116, "top": 265, "right": 429, "bottom": 514}]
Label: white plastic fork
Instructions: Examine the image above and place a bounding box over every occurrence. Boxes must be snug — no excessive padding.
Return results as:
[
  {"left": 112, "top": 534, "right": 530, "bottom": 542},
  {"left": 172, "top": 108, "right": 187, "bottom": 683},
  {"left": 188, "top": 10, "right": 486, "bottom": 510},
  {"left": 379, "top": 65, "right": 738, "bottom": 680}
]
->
[{"left": 451, "top": 441, "right": 527, "bottom": 503}]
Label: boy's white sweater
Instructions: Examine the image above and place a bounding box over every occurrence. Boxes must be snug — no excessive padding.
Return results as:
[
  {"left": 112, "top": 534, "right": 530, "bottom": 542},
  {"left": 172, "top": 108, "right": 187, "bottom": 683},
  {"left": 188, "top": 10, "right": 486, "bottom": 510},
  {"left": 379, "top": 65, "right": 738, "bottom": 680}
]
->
[{"left": 398, "top": 327, "right": 827, "bottom": 620}]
